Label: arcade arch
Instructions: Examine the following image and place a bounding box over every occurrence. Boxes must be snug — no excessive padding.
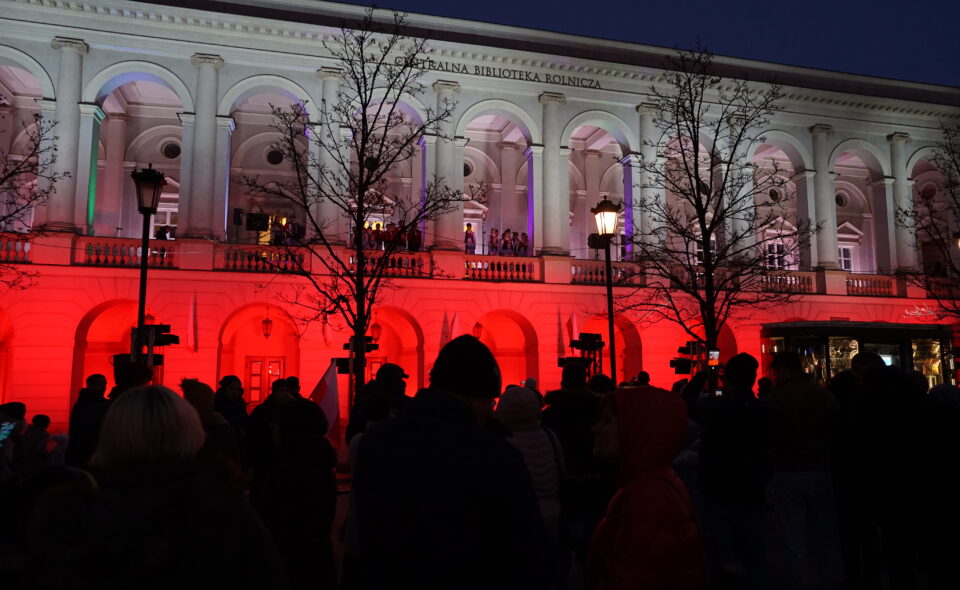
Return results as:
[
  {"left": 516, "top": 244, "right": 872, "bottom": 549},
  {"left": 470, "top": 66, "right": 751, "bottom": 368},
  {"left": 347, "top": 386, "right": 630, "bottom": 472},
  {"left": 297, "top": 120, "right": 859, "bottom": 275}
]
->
[
  {"left": 831, "top": 145, "right": 886, "bottom": 272},
  {"left": 461, "top": 107, "right": 535, "bottom": 254},
  {"left": 581, "top": 314, "right": 642, "bottom": 385},
  {"left": 367, "top": 306, "right": 424, "bottom": 390},
  {"left": 218, "top": 304, "right": 300, "bottom": 406},
  {"left": 71, "top": 300, "right": 137, "bottom": 398},
  {"left": 474, "top": 310, "right": 538, "bottom": 389}
]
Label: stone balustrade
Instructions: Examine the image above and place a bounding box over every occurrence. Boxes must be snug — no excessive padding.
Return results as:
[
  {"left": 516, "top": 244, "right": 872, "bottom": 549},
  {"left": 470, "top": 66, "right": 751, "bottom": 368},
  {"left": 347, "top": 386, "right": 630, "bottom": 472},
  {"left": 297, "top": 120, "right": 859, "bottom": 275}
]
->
[
  {"left": 465, "top": 255, "right": 540, "bottom": 282},
  {"left": 74, "top": 236, "right": 176, "bottom": 268},
  {"left": 215, "top": 244, "right": 310, "bottom": 273},
  {"left": 0, "top": 233, "right": 31, "bottom": 263},
  {"left": 846, "top": 274, "right": 895, "bottom": 297},
  {"left": 570, "top": 260, "right": 641, "bottom": 286}
]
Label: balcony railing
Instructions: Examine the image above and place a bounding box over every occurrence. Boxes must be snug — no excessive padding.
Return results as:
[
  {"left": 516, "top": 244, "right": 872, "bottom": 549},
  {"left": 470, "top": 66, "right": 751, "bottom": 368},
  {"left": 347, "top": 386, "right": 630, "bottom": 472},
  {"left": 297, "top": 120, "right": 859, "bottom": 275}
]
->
[
  {"left": 465, "top": 255, "right": 540, "bottom": 282},
  {"left": 761, "top": 271, "right": 816, "bottom": 293},
  {"left": 75, "top": 237, "right": 176, "bottom": 268},
  {"left": 353, "top": 250, "right": 431, "bottom": 278},
  {"left": 846, "top": 274, "right": 895, "bottom": 297},
  {"left": 216, "top": 245, "right": 310, "bottom": 273},
  {"left": 571, "top": 260, "right": 641, "bottom": 286},
  {"left": 0, "top": 233, "right": 31, "bottom": 263}
]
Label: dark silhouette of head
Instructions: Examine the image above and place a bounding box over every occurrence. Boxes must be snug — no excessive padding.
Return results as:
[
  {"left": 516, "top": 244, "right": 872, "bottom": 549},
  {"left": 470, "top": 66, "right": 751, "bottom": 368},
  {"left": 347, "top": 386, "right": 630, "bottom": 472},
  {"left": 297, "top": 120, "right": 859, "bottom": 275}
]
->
[
  {"left": 0, "top": 402, "right": 26, "bottom": 421},
  {"left": 86, "top": 374, "right": 108, "bottom": 395},
  {"left": 92, "top": 385, "right": 204, "bottom": 472},
  {"left": 560, "top": 362, "right": 588, "bottom": 391},
  {"left": 112, "top": 360, "right": 153, "bottom": 399},
  {"left": 724, "top": 353, "right": 759, "bottom": 391},
  {"left": 757, "top": 377, "right": 774, "bottom": 399},
  {"left": 218, "top": 375, "right": 244, "bottom": 401},
  {"left": 635, "top": 371, "right": 651, "bottom": 386},
  {"left": 270, "top": 378, "right": 292, "bottom": 403},
  {"left": 31, "top": 414, "right": 51, "bottom": 429},
  {"left": 588, "top": 373, "right": 616, "bottom": 395},
  {"left": 180, "top": 378, "right": 216, "bottom": 413},
  {"left": 285, "top": 376, "right": 301, "bottom": 398},
  {"left": 770, "top": 352, "right": 805, "bottom": 387},
  {"left": 850, "top": 351, "right": 885, "bottom": 381},
  {"left": 431, "top": 335, "right": 501, "bottom": 399},
  {"left": 375, "top": 363, "right": 408, "bottom": 396},
  {"left": 275, "top": 398, "right": 329, "bottom": 449}
]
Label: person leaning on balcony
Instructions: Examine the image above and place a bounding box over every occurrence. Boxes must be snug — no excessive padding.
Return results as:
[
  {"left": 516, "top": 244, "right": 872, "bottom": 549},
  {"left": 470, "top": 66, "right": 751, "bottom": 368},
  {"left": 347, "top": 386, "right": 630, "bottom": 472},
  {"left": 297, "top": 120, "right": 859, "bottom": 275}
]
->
[
  {"left": 489, "top": 228, "right": 499, "bottom": 256},
  {"left": 464, "top": 223, "right": 476, "bottom": 254},
  {"left": 518, "top": 232, "right": 529, "bottom": 257},
  {"left": 501, "top": 229, "right": 514, "bottom": 256}
]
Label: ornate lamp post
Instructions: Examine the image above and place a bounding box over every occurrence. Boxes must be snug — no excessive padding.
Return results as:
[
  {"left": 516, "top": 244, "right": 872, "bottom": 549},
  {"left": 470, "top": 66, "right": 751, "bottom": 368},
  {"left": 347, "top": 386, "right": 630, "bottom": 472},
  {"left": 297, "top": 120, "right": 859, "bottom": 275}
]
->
[
  {"left": 130, "top": 165, "right": 166, "bottom": 362},
  {"left": 592, "top": 198, "right": 622, "bottom": 382}
]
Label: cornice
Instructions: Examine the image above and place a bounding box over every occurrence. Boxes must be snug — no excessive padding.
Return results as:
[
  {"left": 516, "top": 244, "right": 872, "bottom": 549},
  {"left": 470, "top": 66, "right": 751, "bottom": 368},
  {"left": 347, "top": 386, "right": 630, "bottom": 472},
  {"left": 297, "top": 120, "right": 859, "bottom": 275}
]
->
[{"left": 9, "top": 0, "right": 960, "bottom": 121}]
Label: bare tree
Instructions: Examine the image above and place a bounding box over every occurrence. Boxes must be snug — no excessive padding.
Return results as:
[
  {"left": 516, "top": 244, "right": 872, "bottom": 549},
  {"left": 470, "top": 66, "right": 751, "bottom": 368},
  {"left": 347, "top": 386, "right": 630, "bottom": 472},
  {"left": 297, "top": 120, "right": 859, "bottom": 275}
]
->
[
  {"left": 242, "top": 9, "right": 467, "bottom": 397},
  {"left": 625, "top": 49, "right": 814, "bottom": 355},
  {"left": 0, "top": 105, "right": 65, "bottom": 288},
  {"left": 897, "top": 124, "right": 960, "bottom": 319}
]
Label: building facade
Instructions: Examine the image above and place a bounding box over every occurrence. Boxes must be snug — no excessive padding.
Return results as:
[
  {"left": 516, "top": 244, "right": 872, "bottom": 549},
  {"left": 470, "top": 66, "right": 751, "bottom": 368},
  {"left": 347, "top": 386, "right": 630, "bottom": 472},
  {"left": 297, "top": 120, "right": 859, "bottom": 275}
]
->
[{"left": 0, "top": 0, "right": 958, "bottom": 428}]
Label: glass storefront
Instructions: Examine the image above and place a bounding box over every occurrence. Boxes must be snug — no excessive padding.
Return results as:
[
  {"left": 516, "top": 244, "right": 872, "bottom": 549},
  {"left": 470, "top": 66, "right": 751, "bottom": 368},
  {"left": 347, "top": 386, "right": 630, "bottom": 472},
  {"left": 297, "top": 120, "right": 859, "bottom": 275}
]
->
[{"left": 760, "top": 322, "right": 954, "bottom": 386}]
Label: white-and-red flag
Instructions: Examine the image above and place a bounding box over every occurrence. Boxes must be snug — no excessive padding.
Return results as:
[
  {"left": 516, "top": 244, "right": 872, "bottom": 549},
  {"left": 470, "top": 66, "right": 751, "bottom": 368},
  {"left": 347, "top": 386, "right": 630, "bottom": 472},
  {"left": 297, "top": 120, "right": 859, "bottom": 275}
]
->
[{"left": 310, "top": 360, "right": 340, "bottom": 429}]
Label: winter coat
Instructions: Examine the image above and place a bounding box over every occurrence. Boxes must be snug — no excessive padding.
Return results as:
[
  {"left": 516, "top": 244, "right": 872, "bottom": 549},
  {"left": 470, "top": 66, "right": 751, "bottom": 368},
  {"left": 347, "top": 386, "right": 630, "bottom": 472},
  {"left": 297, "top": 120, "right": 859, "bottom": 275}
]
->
[
  {"left": 495, "top": 386, "right": 565, "bottom": 539},
  {"left": 694, "top": 387, "right": 772, "bottom": 506},
  {"left": 64, "top": 388, "right": 108, "bottom": 468},
  {"left": 587, "top": 386, "right": 704, "bottom": 590},
  {"left": 214, "top": 390, "right": 248, "bottom": 436},
  {"left": 28, "top": 458, "right": 288, "bottom": 590},
  {"left": 542, "top": 387, "right": 609, "bottom": 519},
  {"left": 252, "top": 439, "right": 338, "bottom": 590},
  {"left": 353, "top": 387, "right": 549, "bottom": 590},
  {"left": 769, "top": 377, "right": 838, "bottom": 472}
]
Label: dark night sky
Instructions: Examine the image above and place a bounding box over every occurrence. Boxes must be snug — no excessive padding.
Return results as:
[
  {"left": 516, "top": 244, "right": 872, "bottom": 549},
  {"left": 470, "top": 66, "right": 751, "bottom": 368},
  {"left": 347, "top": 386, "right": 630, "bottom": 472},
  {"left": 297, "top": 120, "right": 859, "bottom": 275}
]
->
[{"left": 332, "top": 0, "right": 960, "bottom": 88}]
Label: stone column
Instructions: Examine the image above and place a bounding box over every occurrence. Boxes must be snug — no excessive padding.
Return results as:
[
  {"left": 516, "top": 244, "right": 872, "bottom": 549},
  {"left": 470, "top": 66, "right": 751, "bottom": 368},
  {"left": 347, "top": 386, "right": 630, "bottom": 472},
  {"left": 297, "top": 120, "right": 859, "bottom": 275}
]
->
[
  {"left": 317, "top": 67, "right": 343, "bottom": 243},
  {"left": 74, "top": 103, "right": 105, "bottom": 234},
  {"left": 871, "top": 177, "right": 897, "bottom": 272},
  {"left": 621, "top": 153, "right": 642, "bottom": 259},
  {"left": 580, "top": 150, "right": 602, "bottom": 258},
  {"left": 810, "top": 124, "right": 839, "bottom": 268},
  {"left": 637, "top": 104, "right": 660, "bottom": 245},
  {"left": 212, "top": 115, "right": 235, "bottom": 241},
  {"left": 183, "top": 53, "right": 223, "bottom": 238},
  {"left": 177, "top": 113, "right": 195, "bottom": 239},
  {"left": 96, "top": 115, "right": 127, "bottom": 236},
  {"left": 540, "top": 92, "right": 567, "bottom": 255},
  {"left": 792, "top": 170, "right": 818, "bottom": 269},
  {"left": 431, "top": 80, "right": 461, "bottom": 250},
  {"left": 525, "top": 145, "right": 544, "bottom": 253},
  {"left": 419, "top": 134, "right": 436, "bottom": 245},
  {"left": 44, "top": 37, "right": 88, "bottom": 232},
  {"left": 888, "top": 132, "right": 917, "bottom": 269},
  {"left": 497, "top": 141, "right": 520, "bottom": 234}
]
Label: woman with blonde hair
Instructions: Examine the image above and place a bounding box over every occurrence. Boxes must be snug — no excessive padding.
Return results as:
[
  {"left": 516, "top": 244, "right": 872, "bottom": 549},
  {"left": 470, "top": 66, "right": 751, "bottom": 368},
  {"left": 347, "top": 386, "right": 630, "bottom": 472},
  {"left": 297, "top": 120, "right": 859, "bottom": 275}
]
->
[{"left": 31, "top": 386, "right": 289, "bottom": 589}]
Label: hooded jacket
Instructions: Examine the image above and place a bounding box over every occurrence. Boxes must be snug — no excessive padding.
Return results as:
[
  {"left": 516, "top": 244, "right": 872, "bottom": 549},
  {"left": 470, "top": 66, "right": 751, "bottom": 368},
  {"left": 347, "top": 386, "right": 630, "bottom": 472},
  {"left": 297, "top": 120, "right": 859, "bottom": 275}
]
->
[{"left": 587, "top": 386, "right": 704, "bottom": 590}]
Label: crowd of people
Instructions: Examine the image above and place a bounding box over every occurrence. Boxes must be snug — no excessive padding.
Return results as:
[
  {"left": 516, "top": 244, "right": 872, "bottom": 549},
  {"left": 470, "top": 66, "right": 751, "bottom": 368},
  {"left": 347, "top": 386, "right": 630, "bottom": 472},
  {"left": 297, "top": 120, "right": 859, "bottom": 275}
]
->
[{"left": 0, "top": 338, "right": 958, "bottom": 589}]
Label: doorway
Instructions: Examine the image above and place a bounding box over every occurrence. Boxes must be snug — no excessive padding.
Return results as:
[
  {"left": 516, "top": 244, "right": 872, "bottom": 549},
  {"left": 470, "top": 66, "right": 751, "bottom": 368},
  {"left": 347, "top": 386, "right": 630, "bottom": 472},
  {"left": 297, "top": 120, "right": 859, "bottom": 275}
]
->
[{"left": 246, "top": 356, "right": 285, "bottom": 406}]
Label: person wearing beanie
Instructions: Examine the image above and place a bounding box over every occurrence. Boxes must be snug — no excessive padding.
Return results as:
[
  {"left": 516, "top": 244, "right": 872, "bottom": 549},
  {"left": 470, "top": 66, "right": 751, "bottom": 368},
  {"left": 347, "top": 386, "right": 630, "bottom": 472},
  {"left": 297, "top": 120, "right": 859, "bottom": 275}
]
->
[
  {"left": 214, "top": 375, "right": 248, "bottom": 438},
  {"left": 181, "top": 378, "right": 239, "bottom": 466},
  {"left": 353, "top": 335, "right": 550, "bottom": 590}
]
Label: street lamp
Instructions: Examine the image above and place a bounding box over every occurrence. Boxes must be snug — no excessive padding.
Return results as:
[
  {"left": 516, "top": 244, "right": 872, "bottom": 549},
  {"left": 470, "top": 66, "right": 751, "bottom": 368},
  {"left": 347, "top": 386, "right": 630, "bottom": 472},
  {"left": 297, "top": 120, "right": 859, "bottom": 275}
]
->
[
  {"left": 592, "top": 197, "right": 622, "bottom": 382},
  {"left": 131, "top": 164, "right": 166, "bottom": 363}
]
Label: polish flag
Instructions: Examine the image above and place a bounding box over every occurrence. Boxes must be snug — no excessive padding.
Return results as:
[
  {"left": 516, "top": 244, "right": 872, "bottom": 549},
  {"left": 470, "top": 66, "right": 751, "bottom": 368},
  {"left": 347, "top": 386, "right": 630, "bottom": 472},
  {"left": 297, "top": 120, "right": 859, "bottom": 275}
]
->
[
  {"left": 565, "top": 313, "right": 579, "bottom": 351},
  {"left": 311, "top": 360, "right": 340, "bottom": 432}
]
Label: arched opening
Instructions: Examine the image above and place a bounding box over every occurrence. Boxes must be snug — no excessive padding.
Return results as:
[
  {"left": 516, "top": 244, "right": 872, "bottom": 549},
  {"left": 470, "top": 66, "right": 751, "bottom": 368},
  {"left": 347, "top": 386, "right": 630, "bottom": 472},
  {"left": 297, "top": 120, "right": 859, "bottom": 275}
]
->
[
  {"left": 475, "top": 310, "right": 538, "bottom": 390},
  {"left": 832, "top": 145, "right": 887, "bottom": 272},
  {"left": 367, "top": 306, "right": 424, "bottom": 391},
  {"left": 94, "top": 75, "right": 186, "bottom": 239},
  {"left": 567, "top": 125, "right": 627, "bottom": 259},
  {"left": 71, "top": 300, "right": 137, "bottom": 400},
  {"left": 218, "top": 305, "right": 300, "bottom": 407},
  {"left": 752, "top": 143, "right": 804, "bottom": 269},
  {"left": 910, "top": 158, "right": 953, "bottom": 277},
  {"left": 462, "top": 110, "right": 534, "bottom": 256},
  {"left": 227, "top": 81, "right": 314, "bottom": 244},
  {"left": 581, "top": 314, "right": 642, "bottom": 385},
  {"left": 0, "top": 63, "right": 46, "bottom": 232}
]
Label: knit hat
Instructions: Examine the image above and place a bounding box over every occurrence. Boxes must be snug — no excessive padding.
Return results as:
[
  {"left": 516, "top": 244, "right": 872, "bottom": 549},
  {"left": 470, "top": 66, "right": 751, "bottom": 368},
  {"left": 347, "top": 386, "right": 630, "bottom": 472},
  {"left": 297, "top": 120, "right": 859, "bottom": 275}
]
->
[
  {"left": 430, "top": 335, "right": 502, "bottom": 399},
  {"left": 181, "top": 378, "right": 216, "bottom": 412},
  {"left": 494, "top": 386, "right": 541, "bottom": 431}
]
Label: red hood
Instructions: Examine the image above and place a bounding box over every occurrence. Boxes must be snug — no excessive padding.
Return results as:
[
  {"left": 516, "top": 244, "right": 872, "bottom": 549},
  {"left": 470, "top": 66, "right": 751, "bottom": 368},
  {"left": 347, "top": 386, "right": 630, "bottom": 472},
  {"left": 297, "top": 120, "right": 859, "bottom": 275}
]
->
[{"left": 615, "top": 385, "right": 688, "bottom": 481}]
